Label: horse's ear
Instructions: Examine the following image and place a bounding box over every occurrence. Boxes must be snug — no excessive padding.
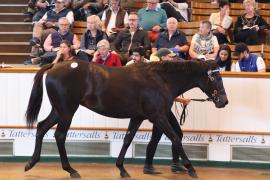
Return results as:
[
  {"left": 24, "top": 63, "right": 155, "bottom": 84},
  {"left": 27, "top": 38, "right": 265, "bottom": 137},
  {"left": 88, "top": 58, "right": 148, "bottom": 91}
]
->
[{"left": 206, "top": 60, "right": 219, "bottom": 70}]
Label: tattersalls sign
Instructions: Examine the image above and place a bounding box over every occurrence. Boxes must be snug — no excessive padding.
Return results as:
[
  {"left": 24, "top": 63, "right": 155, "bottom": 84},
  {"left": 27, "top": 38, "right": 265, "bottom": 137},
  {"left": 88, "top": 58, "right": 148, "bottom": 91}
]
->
[{"left": 0, "top": 128, "right": 266, "bottom": 145}]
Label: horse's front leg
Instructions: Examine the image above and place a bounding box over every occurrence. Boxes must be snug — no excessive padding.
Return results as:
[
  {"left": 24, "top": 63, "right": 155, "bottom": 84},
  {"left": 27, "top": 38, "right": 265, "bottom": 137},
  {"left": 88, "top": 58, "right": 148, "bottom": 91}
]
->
[
  {"left": 169, "top": 111, "right": 197, "bottom": 178},
  {"left": 116, "top": 118, "right": 143, "bottom": 178},
  {"left": 25, "top": 110, "right": 58, "bottom": 172}
]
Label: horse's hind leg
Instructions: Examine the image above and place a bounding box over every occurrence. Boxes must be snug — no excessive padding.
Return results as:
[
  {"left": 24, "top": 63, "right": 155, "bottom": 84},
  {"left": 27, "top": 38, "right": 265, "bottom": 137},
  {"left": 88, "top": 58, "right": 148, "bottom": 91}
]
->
[
  {"left": 54, "top": 121, "right": 80, "bottom": 178},
  {"left": 116, "top": 118, "right": 143, "bottom": 178},
  {"left": 25, "top": 109, "right": 58, "bottom": 172}
]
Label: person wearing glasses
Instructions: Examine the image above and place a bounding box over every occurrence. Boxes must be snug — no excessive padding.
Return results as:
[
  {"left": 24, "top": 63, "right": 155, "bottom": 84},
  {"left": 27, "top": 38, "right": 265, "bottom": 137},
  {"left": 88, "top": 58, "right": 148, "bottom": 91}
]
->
[
  {"left": 138, "top": 0, "right": 167, "bottom": 43},
  {"left": 113, "top": 12, "right": 151, "bottom": 65},
  {"left": 93, "top": 39, "right": 122, "bottom": 67},
  {"left": 25, "top": 17, "right": 80, "bottom": 66},
  {"left": 29, "top": 0, "right": 74, "bottom": 49}
]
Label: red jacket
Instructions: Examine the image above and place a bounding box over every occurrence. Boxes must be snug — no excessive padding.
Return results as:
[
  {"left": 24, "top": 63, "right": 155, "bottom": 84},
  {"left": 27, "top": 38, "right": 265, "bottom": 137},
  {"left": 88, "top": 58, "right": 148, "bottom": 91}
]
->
[{"left": 95, "top": 53, "right": 122, "bottom": 67}]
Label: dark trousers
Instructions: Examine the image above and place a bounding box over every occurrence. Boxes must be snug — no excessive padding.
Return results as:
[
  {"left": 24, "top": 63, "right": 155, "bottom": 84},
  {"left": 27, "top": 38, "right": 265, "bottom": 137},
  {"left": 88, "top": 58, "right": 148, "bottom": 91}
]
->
[
  {"left": 160, "top": 2, "right": 186, "bottom": 22},
  {"left": 213, "top": 32, "right": 229, "bottom": 44},
  {"left": 76, "top": 51, "right": 93, "bottom": 62},
  {"left": 234, "top": 30, "right": 261, "bottom": 45}
]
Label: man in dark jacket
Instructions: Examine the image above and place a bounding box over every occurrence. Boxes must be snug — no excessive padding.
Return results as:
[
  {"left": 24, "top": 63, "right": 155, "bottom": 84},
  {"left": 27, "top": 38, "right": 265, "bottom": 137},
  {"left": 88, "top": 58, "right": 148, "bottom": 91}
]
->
[
  {"left": 152, "top": 17, "right": 189, "bottom": 59},
  {"left": 113, "top": 12, "right": 151, "bottom": 65}
]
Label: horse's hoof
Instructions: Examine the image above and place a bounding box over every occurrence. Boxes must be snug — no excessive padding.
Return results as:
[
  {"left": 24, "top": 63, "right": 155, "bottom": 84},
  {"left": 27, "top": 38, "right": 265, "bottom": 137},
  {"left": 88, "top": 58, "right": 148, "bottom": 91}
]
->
[
  {"left": 70, "top": 172, "right": 81, "bottom": 178},
  {"left": 143, "top": 167, "right": 162, "bottom": 174},
  {"left": 24, "top": 162, "right": 33, "bottom": 172},
  {"left": 171, "top": 164, "right": 186, "bottom": 173},
  {"left": 120, "top": 171, "right": 130, "bottom": 178},
  {"left": 188, "top": 170, "right": 198, "bottom": 178}
]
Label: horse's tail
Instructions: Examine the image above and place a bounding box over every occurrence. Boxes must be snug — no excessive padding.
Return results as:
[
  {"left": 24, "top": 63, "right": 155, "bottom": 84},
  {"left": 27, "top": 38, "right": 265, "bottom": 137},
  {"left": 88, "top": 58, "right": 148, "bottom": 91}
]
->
[{"left": 26, "top": 64, "right": 54, "bottom": 128}]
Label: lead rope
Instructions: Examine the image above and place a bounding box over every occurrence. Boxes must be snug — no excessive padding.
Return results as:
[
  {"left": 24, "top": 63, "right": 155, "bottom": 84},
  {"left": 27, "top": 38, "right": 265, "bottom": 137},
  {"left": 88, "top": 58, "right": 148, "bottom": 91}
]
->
[{"left": 175, "top": 95, "right": 213, "bottom": 125}]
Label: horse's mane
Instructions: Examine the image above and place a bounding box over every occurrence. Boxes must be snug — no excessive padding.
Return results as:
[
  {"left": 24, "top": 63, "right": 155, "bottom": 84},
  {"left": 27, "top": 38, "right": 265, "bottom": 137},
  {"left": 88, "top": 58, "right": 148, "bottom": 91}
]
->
[{"left": 133, "top": 60, "right": 217, "bottom": 74}]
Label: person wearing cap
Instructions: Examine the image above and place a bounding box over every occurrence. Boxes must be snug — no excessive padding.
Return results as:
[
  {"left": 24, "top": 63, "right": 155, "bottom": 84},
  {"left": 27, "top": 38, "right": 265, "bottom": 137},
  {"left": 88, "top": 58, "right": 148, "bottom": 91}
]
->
[
  {"left": 234, "top": 43, "right": 265, "bottom": 72},
  {"left": 152, "top": 17, "right": 189, "bottom": 59},
  {"left": 25, "top": 17, "right": 80, "bottom": 66},
  {"left": 126, "top": 47, "right": 149, "bottom": 66},
  {"left": 151, "top": 48, "right": 176, "bottom": 61},
  {"left": 189, "top": 20, "right": 219, "bottom": 61},
  {"left": 93, "top": 39, "right": 122, "bottom": 67},
  {"left": 23, "top": 0, "right": 54, "bottom": 22},
  {"left": 28, "top": 0, "right": 74, "bottom": 58}
]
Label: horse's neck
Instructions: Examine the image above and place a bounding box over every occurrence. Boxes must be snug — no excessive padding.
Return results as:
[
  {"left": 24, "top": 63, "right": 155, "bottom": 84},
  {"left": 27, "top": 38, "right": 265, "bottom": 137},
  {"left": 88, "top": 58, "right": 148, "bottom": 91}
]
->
[
  {"left": 176, "top": 77, "right": 199, "bottom": 97},
  {"left": 162, "top": 71, "right": 200, "bottom": 98}
]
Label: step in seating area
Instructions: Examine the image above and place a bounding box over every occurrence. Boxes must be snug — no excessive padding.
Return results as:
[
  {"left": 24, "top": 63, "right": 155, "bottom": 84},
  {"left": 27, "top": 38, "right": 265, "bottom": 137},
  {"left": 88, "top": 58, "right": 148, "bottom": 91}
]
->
[{"left": 0, "top": 0, "right": 30, "bottom": 64}]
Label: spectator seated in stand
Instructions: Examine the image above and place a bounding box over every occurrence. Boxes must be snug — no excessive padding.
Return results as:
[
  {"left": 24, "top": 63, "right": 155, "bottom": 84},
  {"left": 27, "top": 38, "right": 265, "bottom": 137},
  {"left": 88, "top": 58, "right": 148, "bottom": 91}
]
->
[
  {"left": 233, "top": 42, "right": 266, "bottom": 72},
  {"left": 71, "top": 0, "right": 105, "bottom": 21},
  {"left": 138, "top": 0, "right": 168, "bottom": 43},
  {"left": 101, "top": 0, "right": 129, "bottom": 42},
  {"left": 24, "top": 0, "right": 54, "bottom": 22},
  {"left": 151, "top": 17, "right": 189, "bottom": 60},
  {"left": 126, "top": 46, "right": 150, "bottom": 66},
  {"left": 92, "top": 39, "right": 122, "bottom": 66},
  {"left": 113, "top": 12, "right": 151, "bottom": 65},
  {"left": 233, "top": 0, "right": 269, "bottom": 45},
  {"left": 158, "top": 0, "right": 189, "bottom": 22},
  {"left": 52, "top": 40, "right": 77, "bottom": 64},
  {"left": 24, "top": 17, "right": 80, "bottom": 66},
  {"left": 209, "top": 0, "right": 232, "bottom": 44},
  {"left": 216, "top": 44, "right": 233, "bottom": 71},
  {"left": 189, "top": 20, "right": 219, "bottom": 61},
  {"left": 77, "top": 15, "right": 108, "bottom": 61},
  {"left": 28, "top": 0, "right": 74, "bottom": 58},
  {"left": 150, "top": 48, "right": 177, "bottom": 61}
]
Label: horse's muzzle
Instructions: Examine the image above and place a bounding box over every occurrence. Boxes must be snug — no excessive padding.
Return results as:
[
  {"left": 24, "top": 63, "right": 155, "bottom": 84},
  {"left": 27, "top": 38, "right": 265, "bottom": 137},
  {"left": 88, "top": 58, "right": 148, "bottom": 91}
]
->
[{"left": 215, "top": 95, "right": 228, "bottom": 108}]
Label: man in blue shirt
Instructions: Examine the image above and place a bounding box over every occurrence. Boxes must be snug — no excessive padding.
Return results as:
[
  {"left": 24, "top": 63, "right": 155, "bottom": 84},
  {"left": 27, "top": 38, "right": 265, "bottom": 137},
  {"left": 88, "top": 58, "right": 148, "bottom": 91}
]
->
[{"left": 234, "top": 43, "right": 265, "bottom": 72}]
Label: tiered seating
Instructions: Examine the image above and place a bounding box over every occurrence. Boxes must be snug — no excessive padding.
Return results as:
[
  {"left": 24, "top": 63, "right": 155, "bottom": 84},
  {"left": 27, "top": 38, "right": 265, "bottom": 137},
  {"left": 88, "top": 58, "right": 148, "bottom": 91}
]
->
[
  {"left": 178, "top": 21, "right": 200, "bottom": 43},
  {"left": 72, "top": 21, "right": 87, "bottom": 40},
  {"left": 191, "top": 2, "right": 218, "bottom": 21}
]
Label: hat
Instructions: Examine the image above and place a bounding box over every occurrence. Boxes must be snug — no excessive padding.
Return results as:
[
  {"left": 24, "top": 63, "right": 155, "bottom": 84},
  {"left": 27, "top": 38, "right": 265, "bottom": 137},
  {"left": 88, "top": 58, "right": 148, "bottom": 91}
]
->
[
  {"left": 156, "top": 48, "right": 176, "bottom": 58},
  {"left": 233, "top": 43, "right": 249, "bottom": 56},
  {"left": 168, "top": 48, "right": 179, "bottom": 57}
]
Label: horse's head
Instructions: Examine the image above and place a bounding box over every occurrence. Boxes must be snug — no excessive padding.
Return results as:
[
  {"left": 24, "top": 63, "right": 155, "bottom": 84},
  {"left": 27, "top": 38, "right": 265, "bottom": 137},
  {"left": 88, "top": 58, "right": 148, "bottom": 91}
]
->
[{"left": 199, "top": 63, "right": 228, "bottom": 108}]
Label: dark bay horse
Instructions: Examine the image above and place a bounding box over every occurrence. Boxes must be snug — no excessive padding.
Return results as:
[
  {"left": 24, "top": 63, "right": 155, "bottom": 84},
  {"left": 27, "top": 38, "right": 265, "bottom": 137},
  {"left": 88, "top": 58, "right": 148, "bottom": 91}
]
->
[{"left": 24, "top": 60, "right": 228, "bottom": 178}]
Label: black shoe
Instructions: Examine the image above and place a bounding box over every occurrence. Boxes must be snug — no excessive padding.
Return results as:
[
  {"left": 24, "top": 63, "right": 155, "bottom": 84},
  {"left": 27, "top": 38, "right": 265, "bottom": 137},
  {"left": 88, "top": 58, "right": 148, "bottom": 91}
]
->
[
  {"left": 143, "top": 165, "right": 161, "bottom": 174},
  {"left": 171, "top": 163, "right": 186, "bottom": 173},
  {"left": 29, "top": 37, "right": 40, "bottom": 47},
  {"left": 24, "top": 58, "right": 33, "bottom": 65}
]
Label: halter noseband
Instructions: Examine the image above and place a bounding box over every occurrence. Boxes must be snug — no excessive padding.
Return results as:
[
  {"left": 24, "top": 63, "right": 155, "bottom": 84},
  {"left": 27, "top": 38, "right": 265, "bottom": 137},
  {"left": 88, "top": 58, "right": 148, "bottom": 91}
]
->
[{"left": 206, "top": 69, "right": 224, "bottom": 102}]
